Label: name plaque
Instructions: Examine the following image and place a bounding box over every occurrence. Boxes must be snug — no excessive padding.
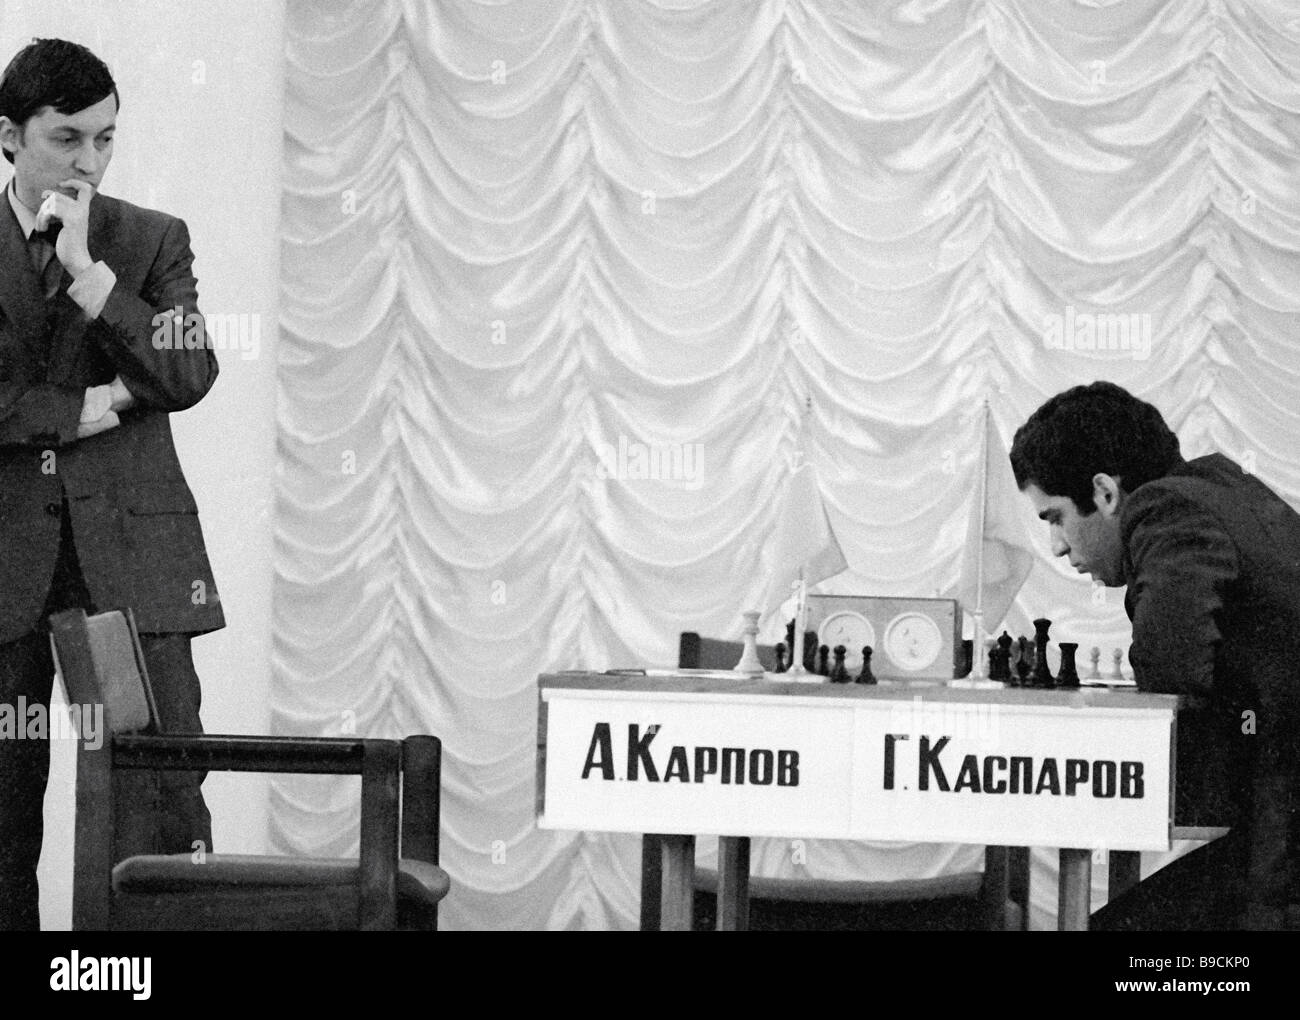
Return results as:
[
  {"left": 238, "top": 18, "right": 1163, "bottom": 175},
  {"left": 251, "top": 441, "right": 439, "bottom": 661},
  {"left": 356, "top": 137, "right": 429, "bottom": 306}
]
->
[{"left": 537, "top": 674, "right": 1177, "bottom": 851}]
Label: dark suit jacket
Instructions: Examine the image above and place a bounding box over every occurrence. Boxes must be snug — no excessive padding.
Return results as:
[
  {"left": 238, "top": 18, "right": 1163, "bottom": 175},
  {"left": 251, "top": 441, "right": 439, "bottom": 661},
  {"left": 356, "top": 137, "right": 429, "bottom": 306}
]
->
[
  {"left": 1122, "top": 453, "right": 1299, "bottom": 923},
  {"left": 0, "top": 188, "right": 225, "bottom": 642}
]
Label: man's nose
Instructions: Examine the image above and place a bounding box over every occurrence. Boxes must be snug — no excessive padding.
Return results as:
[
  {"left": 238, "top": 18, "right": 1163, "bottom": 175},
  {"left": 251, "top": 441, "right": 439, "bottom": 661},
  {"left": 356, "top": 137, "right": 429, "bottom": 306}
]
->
[
  {"left": 1050, "top": 529, "right": 1068, "bottom": 558},
  {"left": 72, "top": 141, "right": 100, "bottom": 175}
]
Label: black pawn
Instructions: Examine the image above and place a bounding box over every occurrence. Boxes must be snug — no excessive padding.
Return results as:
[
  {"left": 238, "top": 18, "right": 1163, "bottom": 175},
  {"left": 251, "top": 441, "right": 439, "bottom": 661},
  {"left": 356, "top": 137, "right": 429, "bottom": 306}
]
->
[
  {"left": 817, "top": 644, "right": 830, "bottom": 676},
  {"left": 855, "top": 646, "right": 877, "bottom": 685},
  {"left": 1032, "top": 617, "right": 1055, "bottom": 687},
  {"left": 1057, "top": 642, "right": 1080, "bottom": 688},
  {"left": 802, "top": 630, "right": 818, "bottom": 672},
  {"left": 828, "top": 645, "right": 851, "bottom": 683},
  {"left": 1015, "top": 636, "right": 1032, "bottom": 684},
  {"left": 774, "top": 643, "right": 787, "bottom": 674},
  {"left": 991, "top": 632, "right": 1013, "bottom": 682}
]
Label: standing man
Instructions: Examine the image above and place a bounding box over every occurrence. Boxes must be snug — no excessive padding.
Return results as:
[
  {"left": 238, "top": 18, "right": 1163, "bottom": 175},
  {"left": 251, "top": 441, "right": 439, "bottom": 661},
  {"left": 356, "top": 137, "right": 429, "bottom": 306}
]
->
[
  {"left": 0, "top": 38, "right": 224, "bottom": 929},
  {"left": 1011, "top": 381, "right": 1298, "bottom": 930}
]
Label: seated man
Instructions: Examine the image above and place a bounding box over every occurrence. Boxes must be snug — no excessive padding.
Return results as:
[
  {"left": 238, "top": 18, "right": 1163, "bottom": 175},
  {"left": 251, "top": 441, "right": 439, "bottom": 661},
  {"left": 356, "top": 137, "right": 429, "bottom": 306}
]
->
[{"left": 1010, "top": 381, "right": 1297, "bottom": 930}]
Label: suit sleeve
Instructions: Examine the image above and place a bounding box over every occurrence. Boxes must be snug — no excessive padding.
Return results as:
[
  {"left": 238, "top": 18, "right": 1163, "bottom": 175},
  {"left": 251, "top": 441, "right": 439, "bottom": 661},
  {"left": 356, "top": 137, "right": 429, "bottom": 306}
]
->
[
  {"left": 1124, "top": 486, "right": 1240, "bottom": 703},
  {"left": 86, "top": 216, "right": 219, "bottom": 411},
  {"left": 0, "top": 382, "right": 84, "bottom": 447}
]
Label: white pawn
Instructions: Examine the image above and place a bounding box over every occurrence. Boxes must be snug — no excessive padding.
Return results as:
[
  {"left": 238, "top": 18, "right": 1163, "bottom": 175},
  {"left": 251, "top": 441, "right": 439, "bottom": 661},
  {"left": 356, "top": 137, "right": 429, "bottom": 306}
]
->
[
  {"left": 1111, "top": 648, "right": 1125, "bottom": 682},
  {"left": 733, "top": 611, "right": 765, "bottom": 675},
  {"left": 1087, "top": 645, "right": 1102, "bottom": 681}
]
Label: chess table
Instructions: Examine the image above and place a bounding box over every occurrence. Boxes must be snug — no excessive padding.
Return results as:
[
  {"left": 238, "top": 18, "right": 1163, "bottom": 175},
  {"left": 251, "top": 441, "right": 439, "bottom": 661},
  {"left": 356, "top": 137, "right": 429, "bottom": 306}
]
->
[{"left": 536, "top": 670, "right": 1192, "bottom": 930}]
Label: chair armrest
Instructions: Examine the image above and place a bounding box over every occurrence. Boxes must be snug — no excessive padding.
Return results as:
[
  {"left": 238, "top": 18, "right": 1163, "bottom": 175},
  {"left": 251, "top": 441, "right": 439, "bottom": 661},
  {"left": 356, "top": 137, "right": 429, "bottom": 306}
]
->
[
  {"left": 1170, "top": 826, "right": 1231, "bottom": 842},
  {"left": 398, "top": 859, "right": 451, "bottom": 907},
  {"left": 693, "top": 868, "right": 983, "bottom": 903},
  {"left": 111, "top": 734, "right": 385, "bottom": 774}
]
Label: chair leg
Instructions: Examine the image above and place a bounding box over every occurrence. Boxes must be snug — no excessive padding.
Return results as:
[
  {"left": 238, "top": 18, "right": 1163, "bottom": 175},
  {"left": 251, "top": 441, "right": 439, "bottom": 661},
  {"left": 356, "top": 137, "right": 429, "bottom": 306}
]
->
[
  {"left": 658, "top": 835, "right": 695, "bottom": 932},
  {"left": 1108, "top": 849, "right": 1141, "bottom": 900},
  {"left": 1058, "top": 848, "right": 1092, "bottom": 930}
]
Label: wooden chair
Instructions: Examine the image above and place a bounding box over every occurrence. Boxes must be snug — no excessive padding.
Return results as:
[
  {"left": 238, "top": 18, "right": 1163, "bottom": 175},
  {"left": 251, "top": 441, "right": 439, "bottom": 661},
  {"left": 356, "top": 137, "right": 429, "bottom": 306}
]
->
[
  {"left": 49, "top": 607, "right": 450, "bottom": 931},
  {"left": 638, "top": 631, "right": 1027, "bottom": 931}
]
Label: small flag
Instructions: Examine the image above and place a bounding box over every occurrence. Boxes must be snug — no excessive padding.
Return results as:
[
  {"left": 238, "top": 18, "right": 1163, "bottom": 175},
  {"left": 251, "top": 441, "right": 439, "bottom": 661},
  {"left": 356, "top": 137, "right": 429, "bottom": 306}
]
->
[
  {"left": 763, "top": 458, "right": 849, "bottom": 617},
  {"left": 952, "top": 404, "right": 1035, "bottom": 630}
]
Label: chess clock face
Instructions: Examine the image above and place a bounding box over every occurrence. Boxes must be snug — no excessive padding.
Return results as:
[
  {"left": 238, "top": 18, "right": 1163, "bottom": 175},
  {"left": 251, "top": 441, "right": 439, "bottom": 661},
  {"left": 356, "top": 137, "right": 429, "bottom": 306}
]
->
[
  {"left": 818, "top": 612, "right": 875, "bottom": 671},
  {"left": 883, "top": 613, "right": 944, "bottom": 672}
]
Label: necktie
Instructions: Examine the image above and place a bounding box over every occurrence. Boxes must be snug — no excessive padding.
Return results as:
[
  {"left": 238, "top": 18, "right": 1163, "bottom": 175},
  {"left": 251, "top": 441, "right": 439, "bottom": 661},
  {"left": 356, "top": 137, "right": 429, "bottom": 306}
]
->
[{"left": 29, "top": 224, "right": 63, "bottom": 300}]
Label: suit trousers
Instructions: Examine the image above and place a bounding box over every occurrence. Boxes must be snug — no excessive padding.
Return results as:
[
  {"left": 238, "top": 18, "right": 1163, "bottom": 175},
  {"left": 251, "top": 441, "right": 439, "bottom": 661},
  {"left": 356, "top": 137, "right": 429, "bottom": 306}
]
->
[
  {"left": 1090, "top": 830, "right": 1248, "bottom": 931},
  {"left": 0, "top": 501, "right": 212, "bottom": 930}
]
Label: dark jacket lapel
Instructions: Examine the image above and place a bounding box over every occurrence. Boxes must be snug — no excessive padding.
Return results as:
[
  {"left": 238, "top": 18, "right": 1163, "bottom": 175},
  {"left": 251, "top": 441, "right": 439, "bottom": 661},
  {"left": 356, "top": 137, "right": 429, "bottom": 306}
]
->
[{"left": 0, "top": 192, "right": 45, "bottom": 361}]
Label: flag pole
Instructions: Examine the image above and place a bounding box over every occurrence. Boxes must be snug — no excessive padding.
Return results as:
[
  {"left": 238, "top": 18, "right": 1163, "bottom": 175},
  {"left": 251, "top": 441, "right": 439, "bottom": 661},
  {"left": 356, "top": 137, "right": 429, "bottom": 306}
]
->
[
  {"left": 970, "top": 400, "right": 990, "bottom": 680},
  {"left": 783, "top": 394, "right": 815, "bottom": 676},
  {"left": 786, "top": 568, "right": 809, "bottom": 675}
]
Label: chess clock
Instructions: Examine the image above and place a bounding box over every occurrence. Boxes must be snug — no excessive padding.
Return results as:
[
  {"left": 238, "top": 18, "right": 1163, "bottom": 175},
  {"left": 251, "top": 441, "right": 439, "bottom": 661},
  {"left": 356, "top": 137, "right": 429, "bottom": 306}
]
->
[
  {"left": 818, "top": 612, "right": 875, "bottom": 673},
  {"left": 806, "top": 595, "right": 961, "bottom": 681}
]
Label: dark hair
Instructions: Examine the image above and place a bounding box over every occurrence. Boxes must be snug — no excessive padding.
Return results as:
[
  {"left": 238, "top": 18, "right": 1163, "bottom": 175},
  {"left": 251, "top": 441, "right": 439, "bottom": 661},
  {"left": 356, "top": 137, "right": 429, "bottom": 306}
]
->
[
  {"left": 0, "top": 38, "right": 119, "bottom": 165},
  {"left": 1010, "top": 381, "right": 1182, "bottom": 513}
]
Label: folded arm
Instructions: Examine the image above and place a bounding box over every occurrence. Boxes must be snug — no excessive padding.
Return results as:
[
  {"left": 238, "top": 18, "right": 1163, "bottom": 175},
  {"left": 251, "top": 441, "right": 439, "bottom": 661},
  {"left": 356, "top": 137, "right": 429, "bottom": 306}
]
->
[
  {"left": 0, "top": 382, "right": 85, "bottom": 447},
  {"left": 83, "top": 216, "right": 219, "bottom": 412}
]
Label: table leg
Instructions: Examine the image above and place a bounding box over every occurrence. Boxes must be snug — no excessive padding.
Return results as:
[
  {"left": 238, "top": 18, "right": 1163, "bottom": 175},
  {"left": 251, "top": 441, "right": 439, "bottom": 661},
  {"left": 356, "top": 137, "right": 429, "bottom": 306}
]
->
[
  {"left": 640, "top": 834, "right": 665, "bottom": 931},
  {"left": 659, "top": 834, "right": 696, "bottom": 931},
  {"left": 1108, "top": 849, "right": 1141, "bottom": 901},
  {"left": 1058, "top": 848, "right": 1092, "bottom": 930},
  {"left": 980, "top": 845, "right": 1010, "bottom": 930},
  {"left": 716, "top": 836, "right": 750, "bottom": 931}
]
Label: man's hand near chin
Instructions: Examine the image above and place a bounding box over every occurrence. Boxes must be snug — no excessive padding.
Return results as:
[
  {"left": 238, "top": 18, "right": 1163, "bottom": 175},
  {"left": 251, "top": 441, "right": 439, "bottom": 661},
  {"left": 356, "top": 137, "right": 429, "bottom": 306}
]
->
[{"left": 37, "top": 179, "right": 97, "bottom": 278}]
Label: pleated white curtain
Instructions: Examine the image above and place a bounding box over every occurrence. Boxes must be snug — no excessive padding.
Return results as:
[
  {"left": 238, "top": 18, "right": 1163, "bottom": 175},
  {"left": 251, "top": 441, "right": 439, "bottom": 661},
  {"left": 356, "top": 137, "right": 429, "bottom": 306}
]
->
[{"left": 277, "top": 0, "right": 1300, "bottom": 929}]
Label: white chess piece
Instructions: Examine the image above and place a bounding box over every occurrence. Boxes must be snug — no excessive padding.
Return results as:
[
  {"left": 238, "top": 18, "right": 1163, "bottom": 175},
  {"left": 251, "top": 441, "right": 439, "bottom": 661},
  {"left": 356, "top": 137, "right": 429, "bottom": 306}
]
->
[
  {"left": 1111, "top": 648, "right": 1125, "bottom": 682},
  {"left": 1087, "top": 645, "right": 1102, "bottom": 681},
  {"left": 733, "top": 611, "right": 765, "bottom": 675}
]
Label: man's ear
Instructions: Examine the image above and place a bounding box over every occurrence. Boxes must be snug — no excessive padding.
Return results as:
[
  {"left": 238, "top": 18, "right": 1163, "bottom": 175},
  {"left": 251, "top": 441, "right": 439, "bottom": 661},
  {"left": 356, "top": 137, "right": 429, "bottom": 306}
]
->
[
  {"left": 1091, "top": 472, "right": 1123, "bottom": 518},
  {"left": 0, "top": 116, "right": 21, "bottom": 155}
]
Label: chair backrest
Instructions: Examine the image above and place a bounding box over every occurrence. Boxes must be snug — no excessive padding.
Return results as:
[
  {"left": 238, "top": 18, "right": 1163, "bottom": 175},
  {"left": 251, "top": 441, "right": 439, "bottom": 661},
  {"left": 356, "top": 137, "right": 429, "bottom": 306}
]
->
[
  {"left": 678, "top": 632, "right": 778, "bottom": 671},
  {"left": 50, "top": 608, "right": 158, "bottom": 735}
]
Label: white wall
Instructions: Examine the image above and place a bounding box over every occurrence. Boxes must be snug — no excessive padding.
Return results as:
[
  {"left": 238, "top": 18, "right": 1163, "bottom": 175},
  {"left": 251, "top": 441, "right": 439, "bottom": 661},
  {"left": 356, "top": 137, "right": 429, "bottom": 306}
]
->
[{"left": 0, "top": 0, "right": 284, "bottom": 929}]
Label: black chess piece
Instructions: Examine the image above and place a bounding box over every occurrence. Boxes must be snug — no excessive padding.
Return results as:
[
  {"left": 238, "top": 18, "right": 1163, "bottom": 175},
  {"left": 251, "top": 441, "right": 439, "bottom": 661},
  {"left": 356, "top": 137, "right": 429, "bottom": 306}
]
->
[
  {"left": 786, "top": 618, "right": 796, "bottom": 654},
  {"left": 1015, "top": 636, "right": 1031, "bottom": 684},
  {"left": 855, "top": 645, "right": 877, "bottom": 685},
  {"left": 817, "top": 644, "right": 830, "bottom": 676},
  {"left": 990, "top": 631, "right": 1013, "bottom": 682},
  {"left": 1032, "top": 617, "right": 1055, "bottom": 687},
  {"left": 828, "top": 645, "right": 851, "bottom": 683},
  {"left": 1056, "top": 642, "right": 1080, "bottom": 688},
  {"left": 802, "top": 630, "right": 818, "bottom": 672},
  {"left": 774, "top": 642, "right": 787, "bottom": 673}
]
